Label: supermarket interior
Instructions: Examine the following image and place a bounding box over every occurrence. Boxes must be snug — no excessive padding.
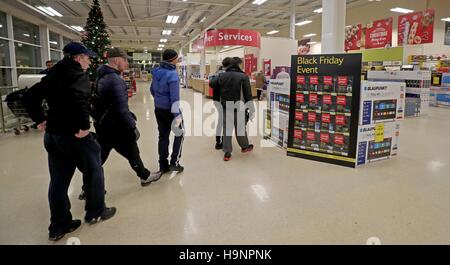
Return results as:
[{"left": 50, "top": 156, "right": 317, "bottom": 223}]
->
[{"left": 1, "top": 0, "right": 450, "bottom": 245}]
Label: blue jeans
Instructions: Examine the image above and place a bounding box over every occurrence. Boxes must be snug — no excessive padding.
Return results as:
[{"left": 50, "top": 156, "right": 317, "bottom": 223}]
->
[{"left": 44, "top": 132, "right": 105, "bottom": 234}]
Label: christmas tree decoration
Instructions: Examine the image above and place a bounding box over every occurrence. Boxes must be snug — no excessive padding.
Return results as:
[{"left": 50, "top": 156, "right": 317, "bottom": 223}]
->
[{"left": 82, "top": 0, "right": 111, "bottom": 80}]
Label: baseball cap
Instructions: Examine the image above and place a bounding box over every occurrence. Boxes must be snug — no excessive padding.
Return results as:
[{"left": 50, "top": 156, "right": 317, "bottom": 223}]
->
[
  {"left": 106, "top": 47, "right": 131, "bottom": 60},
  {"left": 63, "top": 42, "right": 97, "bottom": 58}
]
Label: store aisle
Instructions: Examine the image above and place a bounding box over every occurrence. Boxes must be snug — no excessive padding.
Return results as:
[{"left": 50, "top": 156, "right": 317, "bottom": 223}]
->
[{"left": 1, "top": 81, "right": 450, "bottom": 245}]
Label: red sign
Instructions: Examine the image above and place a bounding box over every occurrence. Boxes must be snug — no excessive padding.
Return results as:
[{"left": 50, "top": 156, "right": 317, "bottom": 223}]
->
[
  {"left": 296, "top": 94, "right": 305, "bottom": 103},
  {"left": 336, "top": 115, "right": 345, "bottom": 125},
  {"left": 308, "top": 112, "right": 316, "bottom": 122},
  {"left": 320, "top": 133, "right": 330, "bottom": 143},
  {"left": 322, "top": 113, "right": 331, "bottom": 123},
  {"left": 295, "top": 111, "right": 304, "bottom": 121},
  {"left": 297, "top": 76, "right": 306, "bottom": 85},
  {"left": 398, "top": 9, "right": 435, "bottom": 46},
  {"left": 334, "top": 134, "right": 344, "bottom": 145},
  {"left": 322, "top": 95, "right": 332, "bottom": 105},
  {"left": 337, "top": 96, "right": 347, "bottom": 106},
  {"left": 324, "top": 76, "right": 333, "bottom": 85},
  {"left": 192, "top": 37, "right": 205, "bottom": 52},
  {"left": 244, "top": 54, "right": 255, "bottom": 75},
  {"left": 294, "top": 130, "right": 303, "bottom": 139},
  {"left": 204, "top": 29, "right": 261, "bottom": 48},
  {"left": 337, "top": 76, "right": 348, "bottom": 86},
  {"left": 309, "top": 76, "right": 319, "bottom": 85},
  {"left": 307, "top": 132, "right": 316, "bottom": 141},
  {"left": 309, "top": 94, "right": 318, "bottom": 104},
  {"left": 365, "top": 18, "right": 393, "bottom": 49},
  {"left": 263, "top": 59, "right": 271, "bottom": 76},
  {"left": 345, "top": 24, "right": 362, "bottom": 51}
]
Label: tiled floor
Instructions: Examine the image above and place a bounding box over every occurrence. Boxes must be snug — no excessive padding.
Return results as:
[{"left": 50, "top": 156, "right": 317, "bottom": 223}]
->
[{"left": 1, "top": 82, "right": 450, "bottom": 245}]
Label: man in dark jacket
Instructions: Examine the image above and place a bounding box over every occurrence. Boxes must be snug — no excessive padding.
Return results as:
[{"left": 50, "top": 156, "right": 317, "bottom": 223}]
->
[
  {"left": 150, "top": 49, "right": 184, "bottom": 174},
  {"left": 210, "top": 57, "right": 231, "bottom": 150},
  {"left": 87, "top": 47, "right": 161, "bottom": 191},
  {"left": 26, "top": 42, "right": 116, "bottom": 241},
  {"left": 210, "top": 57, "right": 255, "bottom": 161}
]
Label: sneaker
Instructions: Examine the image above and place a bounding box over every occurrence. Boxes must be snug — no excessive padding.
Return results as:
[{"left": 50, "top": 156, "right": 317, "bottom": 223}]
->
[
  {"left": 85, "top": 207, "right": 117, "bottom": 224},
  {"left": 48, "top": 220, "right": 81, "bottom": 242},
  {"left": 78, "top": 190, "right": 107, "bottom": 201},
  {"left": 241, "top": 144, "right": 254, "bottom": 153},
  {"left": 140, "top": 171, "right": 163, "bottom": 187},
  {"left": 215, "top": 142, "right": 223, "bottom": 150},
  {"left": 169, "top": 164, "right": 184, "bottom": 173},
  {"left": 224, "top": 152, "right": 232, "bottom": 162}
]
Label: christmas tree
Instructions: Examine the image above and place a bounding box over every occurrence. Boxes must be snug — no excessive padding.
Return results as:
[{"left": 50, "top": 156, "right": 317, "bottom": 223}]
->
[{"left": 82, "top": 0, "right": 111, "bottom": 80}]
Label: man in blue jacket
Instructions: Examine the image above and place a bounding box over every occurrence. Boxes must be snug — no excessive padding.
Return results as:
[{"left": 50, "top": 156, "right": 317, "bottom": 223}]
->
[
  {"left": 79, "top": 48, "right": 162, "bottom": 198},
  {"left": 150, "top": 49, "right": 184, "bottom": 174}
]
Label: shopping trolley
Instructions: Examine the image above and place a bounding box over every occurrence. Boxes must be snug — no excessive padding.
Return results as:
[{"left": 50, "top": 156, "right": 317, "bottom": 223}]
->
[{"left": 4, "top": 88, "right": 34, "bottom": 135}]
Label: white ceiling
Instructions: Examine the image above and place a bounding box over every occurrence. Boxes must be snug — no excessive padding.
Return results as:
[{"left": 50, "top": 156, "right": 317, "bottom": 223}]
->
[{"left": 4, "top": 0, "right": 372, "bottom": 51}]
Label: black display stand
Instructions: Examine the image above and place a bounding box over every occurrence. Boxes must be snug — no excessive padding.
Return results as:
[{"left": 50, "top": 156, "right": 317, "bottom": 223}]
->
[{"left": 287, "top": 54, "right": 362, "bottom": 168}]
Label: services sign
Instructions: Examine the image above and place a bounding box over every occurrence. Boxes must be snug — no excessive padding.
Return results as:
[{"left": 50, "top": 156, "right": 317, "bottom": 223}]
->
[{"left": 204, "top": 29, "right": 261, "bottom": 48}]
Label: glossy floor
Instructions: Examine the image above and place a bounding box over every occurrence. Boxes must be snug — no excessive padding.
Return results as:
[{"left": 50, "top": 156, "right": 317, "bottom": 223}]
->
[{"left": 1, "top": 82, "right": 450, "bottom": 245}]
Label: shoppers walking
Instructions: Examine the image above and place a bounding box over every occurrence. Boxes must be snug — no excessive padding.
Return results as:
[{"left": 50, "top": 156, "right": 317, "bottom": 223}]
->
[
  {"left": 150, "top": 49, "right": 184, "bottom": 174},
  {"left": 210, "top": 57, "right": 232, "bottom": 150},
  {"left": 39, "top": 60, "right": 55, "bottom": 75},
  {"left": 211, "top": 57, "right": 255, "bottom": 161},
  {"left": 78, "top": 48, "right": 161, "bottom": 200},
  {"left": 26, "top": 42, "right": 116, "bottom": 241}
]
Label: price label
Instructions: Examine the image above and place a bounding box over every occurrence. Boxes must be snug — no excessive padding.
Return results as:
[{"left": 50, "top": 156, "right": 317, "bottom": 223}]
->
[{"left": 375, "top": 123, "right": 384, "bottom": 143}]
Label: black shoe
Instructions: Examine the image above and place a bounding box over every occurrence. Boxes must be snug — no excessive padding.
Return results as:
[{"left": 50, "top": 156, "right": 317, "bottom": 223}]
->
[
  {"left": 224, "top": 152, "right": 232, "bottom": 162},
  {"left": 141, "top": 171, "right": 163, "bottom": 187},
  {"left": 215, "top": 142, "right": 223, "bottom": 150},
  {"left": 85, "top": 207, "right": 117, "bottom": 224},
  {"left": 241, "top": 144, "right": 254, "bottom": 153},
  {"left": 48, "top": 220, "right": 81, "bottom": 242},
  {"left": 169, "top": 164, "right": 184, "bottom": 173},
  {"left": 78, "top": 190, "right": 107, "bottom": 201}
]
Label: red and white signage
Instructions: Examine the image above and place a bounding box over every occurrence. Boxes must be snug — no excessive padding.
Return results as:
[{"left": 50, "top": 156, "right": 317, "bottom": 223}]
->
[
  {"left": 204, "top": 29, "right": 261, "bottom": 48},
  {"left": 263, "top": 59, "right": 272, "bottom": 76},
  {"left": 398, "top": 9, "right": 435, "bottom": 46},
  {"left": 345, "top": 24, "right": 362, "bottom": 51},
  {"left": 365, "top": 18, "right": 393, "bottom": 49}
]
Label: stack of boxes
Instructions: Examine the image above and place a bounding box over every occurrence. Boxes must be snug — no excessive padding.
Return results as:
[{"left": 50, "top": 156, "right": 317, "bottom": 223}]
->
[{"left": 356, "top": 81, "right": 405, "bottom": 166}]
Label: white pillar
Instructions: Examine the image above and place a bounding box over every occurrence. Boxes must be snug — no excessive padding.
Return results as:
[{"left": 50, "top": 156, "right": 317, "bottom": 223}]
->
[
  {"left": 289, "top": 0, "right": 296, "bottom": 40},
  {"left": 200, "top": 44, "right": 206, "bottom": 78},
  {"left": 40, "top": 25, "right": 50, "bottom": 65},
  {"left": 321, "top": 0, "right": 346, "bottom": 53}
]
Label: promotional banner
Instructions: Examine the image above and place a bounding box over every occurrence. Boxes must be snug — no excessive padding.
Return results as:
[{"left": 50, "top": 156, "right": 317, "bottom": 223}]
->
[
  {"left": 263, "top": 59, "right": 272, "bottom": 77},
  {"left": 287, "top": 54, "right": 362, "bottom": 168},
  {"left": 445, "top": 22, "right": 450, "bottom": 46},
  {"left": 244, "top": 54, "right": 255, "bottom": 75},
  {"left": 345, "top": 24, "right": 362, "bottom": 51},
  {"left": 365, "top": 18, "right": 393, "bottom": 49},
  {"left": 298, "top": 39, "right": 311, "bottom": 55},
  {"left": 204, "top": 29, "right": 261, "bottom": 48},
  {"left": 266, "top": 79, "right": 291, "bottom": 148},
  {"left": 398, "top": 9, "right": 435, "bottom": 46},
  {"left": 192, "top": 37, "right": 205, "bottom": 52}
]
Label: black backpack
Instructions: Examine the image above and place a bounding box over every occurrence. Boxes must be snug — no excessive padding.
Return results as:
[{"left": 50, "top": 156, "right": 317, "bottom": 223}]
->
[{"left": 89, "top": 72, "right": 114, "bottom": 125}]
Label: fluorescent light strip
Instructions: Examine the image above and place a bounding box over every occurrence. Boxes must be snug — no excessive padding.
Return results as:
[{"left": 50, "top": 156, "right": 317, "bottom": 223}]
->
[
  {"left": 71, "top": 26, "right": 84, "bottom": 32},
  {"left": 166, "top": 15, "right": 179, "bottom": 24},
  {"left": 390, "top": 7, "right": 414, "bottom": 14},
  {"left": 296, "top": 20, "right": 312, "bottom": 26},
  {"left": 266, "top": 30, "right": 279, "bottom": 35},
  {"left": 307, "top": 41, "right": 317, "bottom": 45},
  {"left": 46, "top": 6, "right": 63, "bottom": 17},
  {"left": 162, "top": 30, "right": 172, "bottom": 35},
  {"left": 37, "top": 6, "right": 55, "bottom": 16},
  {"left": 252, "top": 0, "right": 268, "bottom": 5},
  {"left": 303, "top": 33, "right": 317, "bottom": 37},
  {"left": 313, "top": 8, "right": 322, "bottom": 13},
  {"left": 160, "top": 39, "right": 168, "bottom": 43}
]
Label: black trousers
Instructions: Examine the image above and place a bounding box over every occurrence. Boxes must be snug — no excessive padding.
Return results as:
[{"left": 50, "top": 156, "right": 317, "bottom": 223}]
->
[
  {"left": 95, "top": 125, "right": 149, "bottom": 180},
  {"left": 44, "top": 132, "right": 105, "bottom": 234},
  {"left": 155, "top": 108, "right": 184, "bottom": 170}
]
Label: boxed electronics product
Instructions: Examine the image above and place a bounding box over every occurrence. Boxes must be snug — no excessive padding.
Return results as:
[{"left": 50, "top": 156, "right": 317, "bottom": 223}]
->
[
  {"left": 356, "top": 122, "right": 401, "bottom": 166},
  {"left": 359, "top": 81, "right": 406, "bottom": 125}
]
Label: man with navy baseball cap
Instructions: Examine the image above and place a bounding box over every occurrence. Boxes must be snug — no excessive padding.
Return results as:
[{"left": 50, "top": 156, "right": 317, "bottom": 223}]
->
[{"left": 26, "top": 42, "right": 116, "bottom": 241}]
